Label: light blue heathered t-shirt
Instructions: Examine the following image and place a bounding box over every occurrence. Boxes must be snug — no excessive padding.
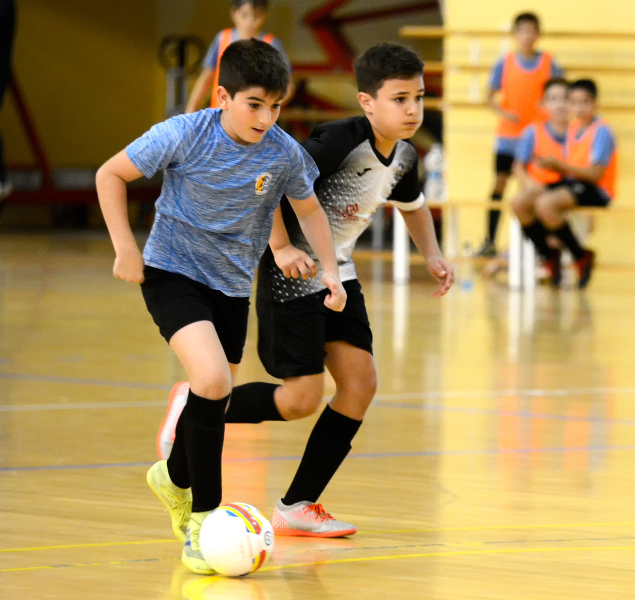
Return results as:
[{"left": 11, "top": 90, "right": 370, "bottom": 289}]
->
[{"left": 126, "top": 109, "right": 319, "bottom": 297}]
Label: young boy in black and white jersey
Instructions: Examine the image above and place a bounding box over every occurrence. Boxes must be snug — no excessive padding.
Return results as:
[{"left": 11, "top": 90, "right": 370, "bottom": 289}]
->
[{"left": 157, "top": 43, "right": 454, "bottom": 537}]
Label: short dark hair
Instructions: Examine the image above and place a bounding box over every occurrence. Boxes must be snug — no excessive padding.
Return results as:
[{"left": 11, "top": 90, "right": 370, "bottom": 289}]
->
[
  {"left": 514, "top": 12, "right": 540, "bottom": 31},
  {"left": 354, "top": 44, "right": 423, "bottom": 97},
  {"left": 543, "top": 77, "right": 568, "bottom": 94},
  {"left": 231, "top": 0, "right": 268, "bottom": 10},
  {"left": 568, "top": 78, "right": 598, "bottom": 100},
  {"left": 218, "top": 39, "right": 289, "bottom": 98}
]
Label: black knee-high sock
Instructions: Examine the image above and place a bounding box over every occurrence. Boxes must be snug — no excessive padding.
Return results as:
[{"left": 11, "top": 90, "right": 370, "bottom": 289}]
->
[
  {"left": 551, "top": 222, "right": 585, "bottom": 260},
  {"left": 166, "top": 410, "right": 190, "bottom": 489},
  {"left": 282, "top": 405, "right": 362, "bottom": 506},
  {"left": 182, "top": 390, "right": 229, "bottom": 513},
  {"left": 488, "top": 192, "right": 503, "bottom": 241},
  {"left": 225, "top": 382, "right": 285, "bottom": 423},
  {"left": 522, "top": 220, "right": 552, "bottom": 258}
]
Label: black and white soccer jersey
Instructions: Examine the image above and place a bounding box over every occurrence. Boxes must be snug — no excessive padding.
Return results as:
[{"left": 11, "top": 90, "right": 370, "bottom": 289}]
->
[{"left": 259, "top": 116, "right": 424, "bottom": 302}]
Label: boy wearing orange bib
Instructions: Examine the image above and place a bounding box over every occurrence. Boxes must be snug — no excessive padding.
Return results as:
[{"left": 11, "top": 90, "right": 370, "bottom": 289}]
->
[
  {"left": 512, "top": 78, "right": 568, "bottom": 285},
  {"left": 185, "top": 0, "right": 291, "bottom": 113},
  {"left": 532, "top": 79, "right": 617, "bottom": 288},
  {"left": 477, "top": 12, "right": 564, "bottom": 257}
]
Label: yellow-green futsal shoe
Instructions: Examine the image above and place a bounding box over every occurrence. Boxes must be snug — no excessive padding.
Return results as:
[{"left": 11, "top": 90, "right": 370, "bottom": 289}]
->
[{"left": 147, "top": 460, "right": 192, "bottom": 543}]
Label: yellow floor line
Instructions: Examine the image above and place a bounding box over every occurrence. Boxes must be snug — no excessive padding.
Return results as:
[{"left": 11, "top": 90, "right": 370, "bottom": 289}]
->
[{"left": 3, "top": 544, "right": 635, "bottom": 574}]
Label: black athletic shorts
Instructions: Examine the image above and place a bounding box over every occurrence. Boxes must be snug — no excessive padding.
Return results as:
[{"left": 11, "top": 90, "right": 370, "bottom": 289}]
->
[
  {"left": 140, "top": 265, "right": 250, "bottom": 364},
  {"left": 495, "top": 152, "right": 515, "bottom": 175},
  {"left": 256, "top": 279, "right": 373, "bottom": 379},
  {"left": 545, "top": 178, "right": 610, "bottom": 207}
]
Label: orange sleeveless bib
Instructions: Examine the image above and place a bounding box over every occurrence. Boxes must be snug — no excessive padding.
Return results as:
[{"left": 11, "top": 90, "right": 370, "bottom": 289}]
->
[
  {"left": 497, "top": 52, "right": 552, "bottom": 139},
  {"left": 565, "top": 118, "right": 617, "bottom": 199},
  {"left": 526, "top": 123, "right": 565, "bottom": 185}
]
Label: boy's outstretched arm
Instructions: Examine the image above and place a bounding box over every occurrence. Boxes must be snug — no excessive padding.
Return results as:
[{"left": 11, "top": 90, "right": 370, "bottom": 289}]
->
[
  {"left": 287, "top": 194, "right": 346, "bottom": 312},
  {"left": 399, "top": 204, "right": 454, "bottom": 298},
  {"left": 185, "top": 68, "right": 215, "bottom": 113},
  {"left": 95, "top": 150, "right": 146, "bottom": 283},
  {"left": 268, "top": 205, "right": 317, "bottom": 280}
]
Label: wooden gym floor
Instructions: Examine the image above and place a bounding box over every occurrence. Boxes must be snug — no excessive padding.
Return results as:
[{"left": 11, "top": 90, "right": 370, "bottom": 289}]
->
[{"left": 1, "top": 231, "right": 634, "bottom": 599}]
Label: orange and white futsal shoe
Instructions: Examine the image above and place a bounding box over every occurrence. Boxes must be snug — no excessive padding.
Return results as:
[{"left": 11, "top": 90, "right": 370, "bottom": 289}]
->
[
  {"left": 156, "top": 381, "right": 190, "bottom": 460},
  {"left": 272, "top": 499, "right": 357, "bottom": 537}
]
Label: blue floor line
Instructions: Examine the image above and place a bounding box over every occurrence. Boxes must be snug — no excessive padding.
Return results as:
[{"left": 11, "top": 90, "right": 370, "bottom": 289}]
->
[{"left": 1, "top": 444, "right": 633, "bottom": 473}]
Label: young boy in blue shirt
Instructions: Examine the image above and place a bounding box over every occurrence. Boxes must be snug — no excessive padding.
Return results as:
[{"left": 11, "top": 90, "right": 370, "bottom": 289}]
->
[
  {"left": 157, "top": 44, "right": 453, "bottom": 538},
  {"left": 96, "top": 39, "right": 345, "bottom": 575}
]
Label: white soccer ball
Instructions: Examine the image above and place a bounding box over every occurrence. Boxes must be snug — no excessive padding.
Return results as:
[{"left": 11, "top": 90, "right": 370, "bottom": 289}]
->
[{"left": 199, "top": 503, "right": 274, "bottom": 577}]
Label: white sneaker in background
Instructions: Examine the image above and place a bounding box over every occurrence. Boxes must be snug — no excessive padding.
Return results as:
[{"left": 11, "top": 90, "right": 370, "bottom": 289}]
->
[{"left": 272, "top": 499, "right": 357, "bottom": 538}]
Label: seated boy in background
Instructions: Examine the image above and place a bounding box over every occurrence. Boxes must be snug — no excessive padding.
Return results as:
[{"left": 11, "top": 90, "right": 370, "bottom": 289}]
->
[
  {"left": 527, "top": 79, "right": 617, "bottom": 288},
  {"left": 511, "top": 77, "right": 568, "bottom": 285}
]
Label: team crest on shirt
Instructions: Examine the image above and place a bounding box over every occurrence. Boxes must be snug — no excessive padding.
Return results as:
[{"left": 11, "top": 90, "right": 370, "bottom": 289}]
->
[{"left": 255, "top": 172, "right": 272, "bottom": 195}]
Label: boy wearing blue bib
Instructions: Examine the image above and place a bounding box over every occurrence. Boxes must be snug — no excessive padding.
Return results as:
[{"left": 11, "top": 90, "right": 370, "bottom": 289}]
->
[{"left": 96, "top": 39, "right": 345, "bottom": 575}]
